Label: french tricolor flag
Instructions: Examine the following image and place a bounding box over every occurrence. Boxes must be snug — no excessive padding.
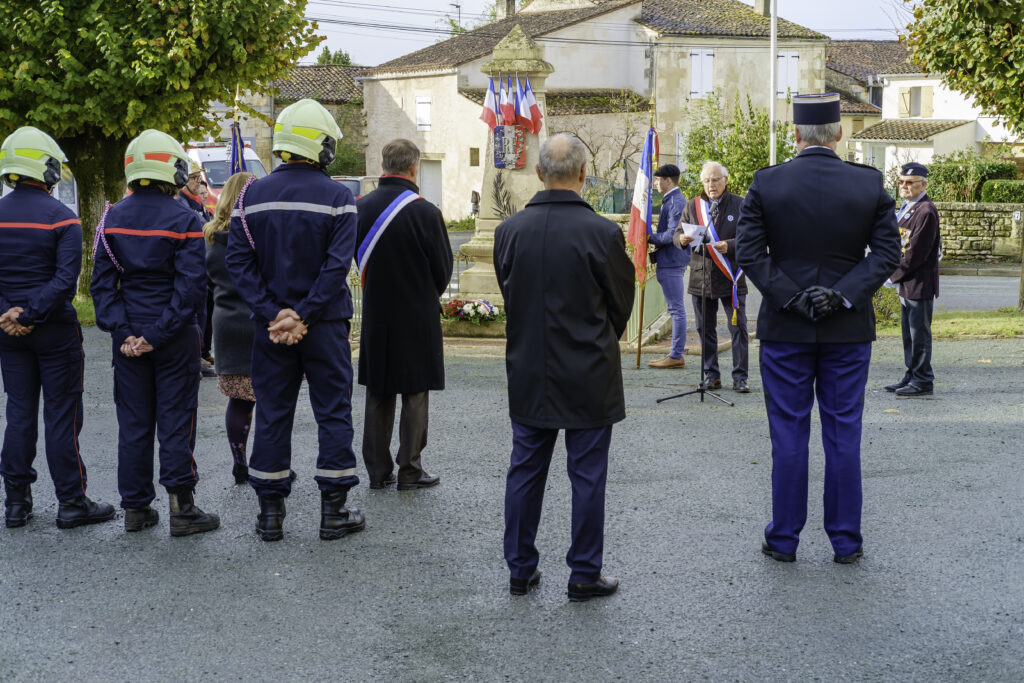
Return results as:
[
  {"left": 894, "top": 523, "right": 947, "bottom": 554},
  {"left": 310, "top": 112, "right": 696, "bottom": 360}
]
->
[
  {"left": 626, "top": 127, "right": 658, "bottom": 283},
  {"left": 480, "top": 77, "right": 499, "bottom": 130},
  {"left": 515, "top": 77, "right": 533, "bottom": 131},
  {"left": 524, "top": 77, "right": 542, "bottom": 134},
  {"left": 499, "top": 76, "right": 516, "bottom": 124}
]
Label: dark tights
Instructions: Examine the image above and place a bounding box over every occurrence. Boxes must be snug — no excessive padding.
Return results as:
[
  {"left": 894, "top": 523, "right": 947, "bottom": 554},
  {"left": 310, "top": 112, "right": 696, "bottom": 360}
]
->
[{"left": 225, "top": 398, "right": 255, "bottom": 467}]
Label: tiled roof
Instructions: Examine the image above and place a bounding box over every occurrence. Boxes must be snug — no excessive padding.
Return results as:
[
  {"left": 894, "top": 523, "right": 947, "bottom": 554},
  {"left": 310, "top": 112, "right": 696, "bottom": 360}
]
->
[
  {"left": 460, "top": 88, "right": 648, "bottom": 115},
  {"left": 840, "top": 96, "right": 881, "bottom": 115},
  {"left": 373, "top": 0, "right": 637, "bottom": 75},
  {"left": 272, "top": 65, "right": 370, "bottom": 103},
  {"left": 639, "top": 0, "right": 825, "bottom": 39},
  {"left": 827, "top": 40, "right": 919, "bottom": 84},
  {"left": 850, "top": 119, "right": 971, "bottom": 142},
  {"left": 373, "top": 0, "right": 824, "bottom": 76}
]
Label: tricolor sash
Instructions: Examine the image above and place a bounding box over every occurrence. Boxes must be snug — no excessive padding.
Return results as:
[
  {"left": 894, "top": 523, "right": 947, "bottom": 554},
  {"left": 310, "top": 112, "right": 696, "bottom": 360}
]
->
[
  {"left": 356, "top": 190, "right": 421, "bottom": 286},
  {"left": 695, "top": 198, "right": 744, "bottom": 325}
]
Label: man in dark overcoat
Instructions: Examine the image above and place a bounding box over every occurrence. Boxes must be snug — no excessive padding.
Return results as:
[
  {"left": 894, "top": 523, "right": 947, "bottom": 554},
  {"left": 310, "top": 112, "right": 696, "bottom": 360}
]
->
[
  {"left": 673, "top": 160, "right": 749, "bottom": 392},
  {"left": 493, "top": 133, "right": 634, "bottom": 602},
  {"left": 356, "top": 139, "right": 453, "bottom": 490},
  {"left": 884, "top": 162, "right": 940, "bottom": 397},
  {"left": 736, "top": 93, "right": 900, "bottom": 565}
]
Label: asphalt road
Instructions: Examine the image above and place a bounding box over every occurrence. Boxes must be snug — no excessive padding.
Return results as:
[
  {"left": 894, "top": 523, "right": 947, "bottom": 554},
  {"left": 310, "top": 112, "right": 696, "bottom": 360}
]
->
[{"left": 1, "top": 331, "right": 1022, "bottom": 681}]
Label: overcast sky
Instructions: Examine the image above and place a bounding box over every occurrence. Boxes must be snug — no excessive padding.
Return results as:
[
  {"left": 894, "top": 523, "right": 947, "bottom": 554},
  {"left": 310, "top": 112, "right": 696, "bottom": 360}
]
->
[{"left": 305, "top": 0, "right": 915, "bottom": 66}]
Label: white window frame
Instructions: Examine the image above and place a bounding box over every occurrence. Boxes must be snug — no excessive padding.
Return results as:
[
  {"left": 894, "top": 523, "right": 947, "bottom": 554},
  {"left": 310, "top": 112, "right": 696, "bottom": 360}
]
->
[
  {"left": 689, "top": 49, "right": 714, "bottom": 99},
  {"left": 909, "top": 87, "right": 922, "bottom": 117},
  {"left": 776, "top": 51, "right": 799, "bottom": 97},
  {"left": 415, "top": 97, "right": 431, "bottom": 131}
]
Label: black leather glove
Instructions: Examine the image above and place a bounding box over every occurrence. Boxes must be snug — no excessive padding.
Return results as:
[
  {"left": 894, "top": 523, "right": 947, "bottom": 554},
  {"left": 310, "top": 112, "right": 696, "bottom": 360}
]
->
[
  {"left": 783, "top": 290, "right": 817, "bottom": 321},
  {"left": 806, "top": 286, "right": 845, "bottom": 320}
]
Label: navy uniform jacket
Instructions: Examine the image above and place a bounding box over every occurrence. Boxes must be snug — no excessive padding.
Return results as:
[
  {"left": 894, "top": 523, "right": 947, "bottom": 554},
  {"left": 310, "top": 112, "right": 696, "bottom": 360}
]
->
[
  {"left": 0, "top": 184, "right": 81, "bottom": 325},
  {"left": 735, "top": 147, "right": 901, "bottom": 343},
  {"left": 90, "top": 189, "right": 206, "bottom": 347},
  {"left": 890, "top": 193, "right": 940, "bottom": 300},
  {"left": 493, "top": 190, "right": 635, "bottom": 430},
  {"left": 226, "top": 163, "right": 357, "bottom": 325},
  {"left": 649, "top": 187, "right": 689, "bottom": 269}
]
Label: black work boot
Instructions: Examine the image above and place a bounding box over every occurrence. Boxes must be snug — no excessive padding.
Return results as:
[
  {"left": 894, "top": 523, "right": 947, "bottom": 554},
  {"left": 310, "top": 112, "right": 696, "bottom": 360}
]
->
[
  {"left": 124, "top": 506, "right": 159, "bottom": 532},
  {"left": 256, "top": 495, "right": 285, "bottom": 542},
  {"left": 56, "top": 496, "right": 116, "bottom": 529},
  {"left": 4, "top": 483, "right": 33, "bottom": 528},
  {"left": 167, "top": 491, "right": 220, "bottom": 537},
  {"left": 319, "top": 490, "right": 365, "bottom": 540}
]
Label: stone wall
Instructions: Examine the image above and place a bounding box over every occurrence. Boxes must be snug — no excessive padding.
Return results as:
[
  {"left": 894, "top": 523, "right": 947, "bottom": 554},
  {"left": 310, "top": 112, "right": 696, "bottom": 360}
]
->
[{"left": 935, "top": 202, "right": 1024, "bottom": 263}]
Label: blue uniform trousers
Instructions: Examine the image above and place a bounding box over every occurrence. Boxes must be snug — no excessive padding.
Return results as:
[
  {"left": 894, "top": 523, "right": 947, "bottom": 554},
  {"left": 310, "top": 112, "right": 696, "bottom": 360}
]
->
[
  {"left": 0, "top": 323, "right": 87, "bottom": 501},
  {"left": 504, "top": 421, "right": 611, "bottom": 584},
  {"left": 113, "top": 325, "right": 201, "bottom": 509},
  {"left": 655, "top": 266, "right": 688, "bottom": 358},
  {"left": 248, "top": 319, "right": 358, "bottom": 496},
  {"left": 900, "top": 298, "right": 933, "bottom": 389},
  {"left": 759, "top": 341, "right": 871, "bottom": 557}
]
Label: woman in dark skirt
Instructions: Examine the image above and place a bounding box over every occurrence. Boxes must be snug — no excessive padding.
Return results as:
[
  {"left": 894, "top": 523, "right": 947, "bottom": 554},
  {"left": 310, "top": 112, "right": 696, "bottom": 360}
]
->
[{"left": 204, "top": 172, "right": 254, "bottom": 484}]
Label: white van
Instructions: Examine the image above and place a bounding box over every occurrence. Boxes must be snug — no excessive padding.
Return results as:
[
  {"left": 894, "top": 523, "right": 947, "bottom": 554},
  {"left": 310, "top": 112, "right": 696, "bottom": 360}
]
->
[{"left": 184, "top": 141, "right": 268, "bottom": 206}]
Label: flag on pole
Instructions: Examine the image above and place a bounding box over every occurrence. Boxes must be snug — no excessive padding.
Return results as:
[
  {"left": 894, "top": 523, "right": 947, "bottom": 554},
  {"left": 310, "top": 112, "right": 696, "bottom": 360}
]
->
[
  {"left": 627, "top": 126, "right": 658, "bottom": 283},
  {"left": 515, "top": 76, "right": 533, "bottom": 131},
  {"left": 229, "top": 121, "right": 248, "bottom": 175},
  {"left": 524, "top": 77, "right": 542, "bottom": 134},
  {"left": 480, "top": 77, "right": 499, "bottom": 130},
  {"left": 500, "top": 76, "right": 516, "bottom": 124}
]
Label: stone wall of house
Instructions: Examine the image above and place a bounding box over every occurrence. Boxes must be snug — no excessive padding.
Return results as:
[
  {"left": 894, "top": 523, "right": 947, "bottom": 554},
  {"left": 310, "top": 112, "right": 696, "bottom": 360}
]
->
[{"left": 935, "top": 202, "right": 1024, "bottom": 262}]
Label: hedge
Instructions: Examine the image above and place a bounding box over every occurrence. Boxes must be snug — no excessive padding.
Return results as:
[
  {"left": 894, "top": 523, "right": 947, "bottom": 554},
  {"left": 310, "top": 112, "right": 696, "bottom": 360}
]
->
[
  {"left": 926, "top": 159, "right": 1018, "bottom": 202},
  {"left": 980, "top": 179, "right": 1024, "bottom": 203}
]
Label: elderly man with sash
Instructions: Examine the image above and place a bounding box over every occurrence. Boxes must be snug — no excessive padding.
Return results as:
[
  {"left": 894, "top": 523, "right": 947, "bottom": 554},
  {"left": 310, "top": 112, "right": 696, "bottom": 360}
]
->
[
  {"left": 736, "top": 93, "right": 900, "bottom": 565},
  {"left": 356, "top": 139, "right": 453, "bottom": 491},
  {"left": 673, "top": 161, "right": 749, "bottom": 392}
]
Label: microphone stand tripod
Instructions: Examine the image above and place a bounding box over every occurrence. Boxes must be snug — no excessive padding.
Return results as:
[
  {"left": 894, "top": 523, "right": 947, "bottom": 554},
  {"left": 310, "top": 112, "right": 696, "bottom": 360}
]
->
[{"left": 657, "top": 226, "right": 733, "bottom": 407}]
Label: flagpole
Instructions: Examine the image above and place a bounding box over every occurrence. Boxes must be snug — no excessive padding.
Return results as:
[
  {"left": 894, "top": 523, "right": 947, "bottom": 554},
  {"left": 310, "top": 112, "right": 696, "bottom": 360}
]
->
[{"left": 636, "top": 96, "right": 656, "bottom": 369}]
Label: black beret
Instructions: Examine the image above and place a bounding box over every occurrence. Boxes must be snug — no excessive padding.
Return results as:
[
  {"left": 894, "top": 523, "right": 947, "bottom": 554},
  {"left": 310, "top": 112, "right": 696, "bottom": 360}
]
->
[{"left": 653, "top": 164, "right": 680, "bottom": 179}]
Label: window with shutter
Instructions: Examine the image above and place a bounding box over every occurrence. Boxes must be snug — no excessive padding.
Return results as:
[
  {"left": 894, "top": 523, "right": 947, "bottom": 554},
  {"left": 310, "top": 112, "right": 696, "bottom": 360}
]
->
[
  {"left": 921, "top": 87, "right": 934, "bottom": 117},
  {"left": 690, "top": 49, "right": 713, "bottom": 98},
  {"left": 898, "top": 88, "right": 911, "bottom": 117},
  {"left": 416, "top": 97, "right": 431, "bottom": 131},
  {"left": 776, "top": 51, "right": 799, "bottom": 97}
]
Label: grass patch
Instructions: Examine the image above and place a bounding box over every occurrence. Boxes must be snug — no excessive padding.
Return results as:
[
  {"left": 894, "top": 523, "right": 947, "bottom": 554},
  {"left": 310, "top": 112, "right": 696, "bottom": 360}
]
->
[
  {"left": 878, "top": 306, "right": 1024, "bottom": 338},
  {"left": 446, "top": 216, "right": 476, "bottom": 232},
  {"left": 74, "top": 295, "right": 96, "bottom": 327}
]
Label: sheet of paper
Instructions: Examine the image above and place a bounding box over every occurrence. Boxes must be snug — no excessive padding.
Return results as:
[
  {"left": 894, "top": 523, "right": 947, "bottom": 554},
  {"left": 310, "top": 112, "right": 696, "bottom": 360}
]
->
[{"left": 679, "top": 222, "right": 708, "bottom": 242}]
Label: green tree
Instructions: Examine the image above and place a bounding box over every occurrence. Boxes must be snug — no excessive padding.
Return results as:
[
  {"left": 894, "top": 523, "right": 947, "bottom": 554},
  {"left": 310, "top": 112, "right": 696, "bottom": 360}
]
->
[
  {"left": 905, "top": 0, "right": 1024, "bottom": 135},
  {"left": 316, "top": 46, "right": 352, "bottom": 66},
  {"left": 678, "top": 93, "right": 795, "bottom": 199},
  {"left": 0, "top": 2, "right": 321, "bottom": 297}
]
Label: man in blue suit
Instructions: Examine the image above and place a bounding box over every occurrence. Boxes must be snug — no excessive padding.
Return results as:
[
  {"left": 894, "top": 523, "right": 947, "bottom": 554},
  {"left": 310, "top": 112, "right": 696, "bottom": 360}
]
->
[
  {"left": 647, "top": 164, "right": 689, "bottom": 368},
  {"left": 736, "top": 93, "right": 900, "bottom": 565}
]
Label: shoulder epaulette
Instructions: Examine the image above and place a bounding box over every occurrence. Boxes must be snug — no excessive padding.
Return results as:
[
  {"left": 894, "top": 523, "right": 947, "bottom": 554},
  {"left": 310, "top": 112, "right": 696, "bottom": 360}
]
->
[{"left": 844, "top": 160, "right": 882, "bottom": 173}]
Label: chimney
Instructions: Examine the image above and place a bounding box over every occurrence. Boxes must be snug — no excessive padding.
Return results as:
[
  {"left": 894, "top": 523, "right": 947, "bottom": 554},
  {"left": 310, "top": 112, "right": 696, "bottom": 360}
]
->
[
  {"left": 497, "top": 0, "right": 516, "bottom": 19},
  {"left": 754, "top": 0, "right": 770, "bottom": 17}
]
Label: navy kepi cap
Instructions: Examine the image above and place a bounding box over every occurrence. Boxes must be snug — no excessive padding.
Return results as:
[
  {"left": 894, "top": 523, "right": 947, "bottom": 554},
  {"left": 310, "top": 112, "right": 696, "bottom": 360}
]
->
[
  {"left": 792, "top": 93, "right": 841, "bottom": 125},
  {"left": 653, "top": 164, "right": 680, "bottom": 178},
  {"left": 900, "top": 162, "right": 929, "bottom": 177}
]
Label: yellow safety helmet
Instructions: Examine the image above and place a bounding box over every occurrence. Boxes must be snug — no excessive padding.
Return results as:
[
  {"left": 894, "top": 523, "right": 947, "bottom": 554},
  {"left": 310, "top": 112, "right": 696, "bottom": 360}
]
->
[
  {"left": 124, "top": 129, "right": 190, "bottom": 188},
  {"left": 272, "top": 98, "right": 342, "bottom": 168},
  {"left": 0, "top": 126, "right": 65, "bottom": 188}
]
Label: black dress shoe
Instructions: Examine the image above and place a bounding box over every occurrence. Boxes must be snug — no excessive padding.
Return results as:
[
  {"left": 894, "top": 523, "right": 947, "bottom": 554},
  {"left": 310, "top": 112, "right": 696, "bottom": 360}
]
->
[
  {"left": 701, "top": 377, "right": 722, "bottom": 391},
  {"left": 369, "top": 474, "right": 397, "bottom": 490},
  {"left": 397, "top": 473, "right": 440, "bottom": 490},
  {"left": 4, "top": 484, "right": 33, "bottom": 528},
  {"left": 56, "top": 496, "right": 116, "bottom": 529},
  {"left": 834, "top": 548, "right": 864, "bottom": 564},
  {"left": 761, "top": 541, "right": 796, "bottom": 562},
  {"left": 895, "top": 383, "right": 933, "bottom": 397},
  {"left": 733, "top": 379, "right": 750, "bottom": 393},
  {"left": 124, "top": 506, "right": 159, "bottom": 532},
  {"left": 256, "top": 494, "right": 286, "bottom": 542},
  {"left": 884, "top": 378, "right": 909, "bottom": 392},
  {"left": 567, "top": 575, "right": 619, "bottom": 602},
  {"left": 510, "top": 569, "right": 542, "bottom": 596},
  {"left": 320, "top": 490, "right": 365, "bottom": 540},
  {"left": 232, "top": 463, "right": 249, "bottom": 485}
]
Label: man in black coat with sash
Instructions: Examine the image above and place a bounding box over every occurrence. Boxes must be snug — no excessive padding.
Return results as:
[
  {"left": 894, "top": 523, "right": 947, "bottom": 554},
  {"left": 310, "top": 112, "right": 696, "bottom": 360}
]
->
[
  {"left": 493, "top": 133, "right": 634, "bottom": 602},
  {"left": 356, "top": 139, "right": 453, "bottom": 490},
  {"left": 736, "top": 93, "right": 900, "bottom": 565},
  {"left": 884, "top": 162, "right": 941, "bottom": 397}
]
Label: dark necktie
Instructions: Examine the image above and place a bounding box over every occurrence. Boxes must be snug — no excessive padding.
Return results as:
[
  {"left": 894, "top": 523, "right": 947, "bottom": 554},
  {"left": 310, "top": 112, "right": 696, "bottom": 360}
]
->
[{"left": 710, "top": 200, "right": 720, "bottom": 224}]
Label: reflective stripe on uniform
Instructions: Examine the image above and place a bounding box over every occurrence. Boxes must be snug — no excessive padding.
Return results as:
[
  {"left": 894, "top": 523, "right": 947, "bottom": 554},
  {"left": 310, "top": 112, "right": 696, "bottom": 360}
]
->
[
  {"left": 314, "top": 468, "right": 357, "bottom": 479},
  {"left": 231, "top": 201, "right": 357, "bottom": 218},
  {"left": 104, "top": 227, "right": 204, "bottom": 239},
  {"left": 247, "top": 467, "right": 293, "bottom": 480},
  {"left": 0, "top": 218, "right": 81, "bottom": 231}
]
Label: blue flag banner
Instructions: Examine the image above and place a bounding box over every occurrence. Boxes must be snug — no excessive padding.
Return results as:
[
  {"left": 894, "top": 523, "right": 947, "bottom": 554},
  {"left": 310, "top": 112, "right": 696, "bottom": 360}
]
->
[{"left": 230, "top": 122, "right": 247, "bottom": 175}]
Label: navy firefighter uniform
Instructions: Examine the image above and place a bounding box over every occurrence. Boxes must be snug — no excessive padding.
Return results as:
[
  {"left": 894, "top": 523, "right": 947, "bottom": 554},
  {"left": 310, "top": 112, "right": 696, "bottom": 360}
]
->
[
  {"left": 91, "top": 129, "right": 219, "bottom": 536},
  {"left": 0, "top": 126, "right": 115, "bottom": 529},
  {"left": 226, "top": 98, "right": 364, "bottom": 542},
  {"left": 735, "top": 93, "right": 900, "bottom": 563}
]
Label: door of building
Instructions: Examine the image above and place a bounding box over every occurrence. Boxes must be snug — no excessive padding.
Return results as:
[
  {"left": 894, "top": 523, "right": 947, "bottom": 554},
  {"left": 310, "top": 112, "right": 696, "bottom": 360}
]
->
[{"left": 419, "top": 159, "right": 442, "bottom": 212}]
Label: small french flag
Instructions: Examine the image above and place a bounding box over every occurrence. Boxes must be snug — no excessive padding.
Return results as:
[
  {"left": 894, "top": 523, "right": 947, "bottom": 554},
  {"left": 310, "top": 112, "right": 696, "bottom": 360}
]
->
[
  {"left": 515, "top": 77, "right": 533, "bottom": 131},
  {"left": 480, "top": 77, "right": 499, "bottom": 130},
  {"left": 500, "top": 76, "right": 516, "bottom": 124},
  {"left": 524, "top": 77, "right": 543, "bottom": 134}
]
